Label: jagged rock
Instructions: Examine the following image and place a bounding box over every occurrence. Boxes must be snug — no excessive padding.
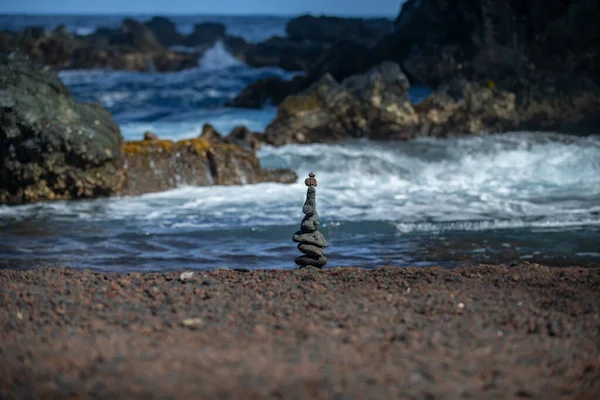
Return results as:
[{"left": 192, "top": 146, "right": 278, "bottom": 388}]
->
[
  {"left": 243, "top": 36, "right": 327, "bottom": 72},
  {"left": 199, "top": 123, "right": 222, "bottom": 142},
  {"left": 286, "top": 15, "right": 392, "bottom": 45},
  {"left": 184, "top": 23, "right": 226, "bottom": 47},
  {"left": 226, "top": 126, "right": 262, "bottom": 150},
  {"left": 0, "top": 54, "right": 124, "bottom": 205},
  {"left": 265, "top": 62, "right": 418, "bottom": 145},
  {"left": 110, "top": 18, "right": 164, "bottom": 53},
  {"left": 228, "top": 75, "right": 308, "bottom": 109},
  {"left": 305, "top": 40, "right": 381, "bottom": 84},
  {"left": 145, "top": 16, "right": 183, "bottom": 47},
  {"left": 121, "top": 138, "right": 297, "bottom": 196},
  {"left": 0, "top": 18, "right": 199, "bottom": 72},
  {"left": 414, "top": 77, "right": 518, "bottom": 137},
  {"left": 144, "top": 131, "right": 159, "bottom": 140}
]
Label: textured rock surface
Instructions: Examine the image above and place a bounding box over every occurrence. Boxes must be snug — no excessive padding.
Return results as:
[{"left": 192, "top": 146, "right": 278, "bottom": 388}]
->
[
  {"left": 1, "top": 264, "right": 599, "bottom": 399},
  {"left": 286, "top": 14, "right": 393, "bottom": 45},
  {"left": 242, "top": 36, "right": 327, "bottom": 72},
  {"left": 228, "top": 76, "right": 308, "bottom": 109},
  {"left": 293, "top": 173, "right": 328, "bottom": 268},
  {"left": 265, "top": 62, "right": 417, "bottom": 145},
  {"left": 0, "top": 54, "right": 124, "bottom": 205},
  {"left": 0, "top": 19, "right": 199, "bottom": 72},
  {"left": 121, "top": 138, "right": 297, "bottom": 196}
]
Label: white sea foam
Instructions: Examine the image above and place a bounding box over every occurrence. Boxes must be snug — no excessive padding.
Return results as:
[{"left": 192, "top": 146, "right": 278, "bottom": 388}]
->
[
  {"left": 198, "top": 40, "right": 244, "bottom": 71},
  {"left": 2, "top": 133, "right": 599, "bottom": 235}
]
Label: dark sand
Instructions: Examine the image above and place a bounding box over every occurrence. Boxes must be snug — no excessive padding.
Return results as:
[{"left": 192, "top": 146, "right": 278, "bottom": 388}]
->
[{"left": 1, "top": 263, "right": 599, "bottom": 399}]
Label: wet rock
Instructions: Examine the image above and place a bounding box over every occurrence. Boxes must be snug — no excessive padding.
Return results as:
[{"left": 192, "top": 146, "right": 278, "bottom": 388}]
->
[
  {"left": 228, "top": 75, "right": 308, "bottom": 109},
  {"left": 413, "top": 77, "right": 518, "bottom": 137},
  {"left": 144, "top": 131, "right": 159, "bottom": 141},
  {"left": 199, "top": 123, "right": 222, "bottom": 142},
  {"left": 226, "top": 126, "right": 262, "bottom": 150},
  {"left": 110, "top": 18, "right": 164, "bottom": 53},
  {"left": 120, "top": 138, "right": 297, "bottom": 196},
  {"left": 243, "top": 36, "right": 327, "bottom": 72},
  {"left": 293, "top": 173, "right": 328, "bottom": 268},
  {"left": 0, "top": 18, "right": 199, "bottom": 72},
  {"left": 265, "top": 62, "right": 417, "bottom": 145},
  {"left": 145, "top": 16, "right": 183, "bottom": 47},
  {"left": 0, "top": 54, "right": 124, "bottom": 205},
  {"left": 286, "top": 15, "right": 393, "bottom": 45},
  {"left": 184, "top": 23, "right": 226, "bottom": 47}
]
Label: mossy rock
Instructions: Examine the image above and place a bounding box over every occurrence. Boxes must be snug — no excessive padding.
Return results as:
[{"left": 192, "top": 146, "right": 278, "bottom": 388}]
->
[{"left": 0, "top": 53, "right": 124, "bottom": 205}]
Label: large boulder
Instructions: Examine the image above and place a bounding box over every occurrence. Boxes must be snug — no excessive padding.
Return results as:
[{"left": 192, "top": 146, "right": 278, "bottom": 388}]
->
[
  {"left": 264, "top": 62, "right": 418, "bottom": 145},
  {"left": 121, "top": 138, "right": 297, "bottom": 196},
  {"left": 145, "top": 16, "right": 183, "bottom": 47},
  {"left": 414, "top": 78, "right": 519, "bottom": 137},
  {"left": 0, "top": 54, "right": 124, "bottom": 205},
  {"left": 228, "top": 75, "right": 308, "bottom": 109},
  {"left": 109, "top": 18, "right": 164, "bottom": 53},
  {"left": 242, "top": 36, "right": 327, "bottom": 72},
  {"left": 382, "top": 0, "right": 600, "bottom": 88},
  {"left": 286, "top": 15, "right": 393, "bottom": 45},
  {"left": 183, "top": 22, "right": 226, "bottom": 47}
]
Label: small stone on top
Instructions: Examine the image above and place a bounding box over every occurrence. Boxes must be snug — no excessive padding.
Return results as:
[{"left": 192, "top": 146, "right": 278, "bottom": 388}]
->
[{"left": 305, "top": 172, "right": 317, "bottom": 187}]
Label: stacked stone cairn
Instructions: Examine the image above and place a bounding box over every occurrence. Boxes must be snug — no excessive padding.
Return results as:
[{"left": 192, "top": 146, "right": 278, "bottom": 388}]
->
[{"left": 293, "top": 172, "right": 328, "bottom": 268}]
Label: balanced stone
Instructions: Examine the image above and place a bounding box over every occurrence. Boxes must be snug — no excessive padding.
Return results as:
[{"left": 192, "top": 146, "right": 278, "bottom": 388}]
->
[
  {"left": 293, "top": 230, "right": 328, "bottom": 248},
  {"left": 292, "top": 172, "right": 328, "bottom": 269},
  {"left": 298, "top": 243, "right": 325, "bottom": 257},
  {"left": 301, "top": 212, "right": 319, "bottom": 233},
  {"left": 302, "top": 186, "right": 316, "bottom": 215},
  {"left": 295, "top": 255, "right": 328, "bottom": 267}
]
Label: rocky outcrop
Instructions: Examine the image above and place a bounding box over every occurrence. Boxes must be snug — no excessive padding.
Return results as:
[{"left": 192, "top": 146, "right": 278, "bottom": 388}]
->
[
  {"left": 0, "top": 54, "right": 124, "bottom": 205},
  {"left": 144, "top": 16, "right": 183, "bottom": 47},
  {"left": 0, "top": 19, "right": 198, "bottom": 72},
  {"left": 0, "top": 55, "right": 297, "bottom": 205},
  {"left": 386, "top": 0, "right": 600, "bottom": 89},
  {"left": 242, "top": 36, "right": 326, "bottom": 72},
  {"left": 265, "top": 63, "right": 600, "bottom": 145},
  {"left": 264, "top": 62, "right": 418, "bottom": 145},
  {"left": 286, "top": 15, "right": 393, "bottom": 45},
  {"left": 121, "top": 138, "right": 297, "bottom": 196},
  {"left": 183, "top": 23, "right": 226, "bottom": 48},
  {"left": 228, "top": 76, "right": 308, "bottom": 109}
]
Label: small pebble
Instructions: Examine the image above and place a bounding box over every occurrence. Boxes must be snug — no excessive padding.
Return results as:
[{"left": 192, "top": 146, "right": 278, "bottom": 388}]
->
[
  {"left": 179, "top": 271, "right": 194, "bottom": 282},
  {"left": 181, "top": 318, "right": 204, "bottom": 328}
]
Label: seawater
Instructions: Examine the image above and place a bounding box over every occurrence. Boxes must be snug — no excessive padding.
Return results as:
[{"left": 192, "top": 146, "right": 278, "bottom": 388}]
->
[{"left": 0, "top": 15, "right": 599, "bottom": 271}]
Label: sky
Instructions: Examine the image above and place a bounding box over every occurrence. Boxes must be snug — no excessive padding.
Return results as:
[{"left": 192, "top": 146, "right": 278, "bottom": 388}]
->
[{"left": 0, "top": 0, "right": 402, "bottom": 17}]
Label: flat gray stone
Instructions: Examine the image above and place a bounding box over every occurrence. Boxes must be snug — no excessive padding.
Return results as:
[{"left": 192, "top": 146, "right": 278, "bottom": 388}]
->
[
  {"left": 302, "top": 186, "right": 316, "bottom": 215},
  {"left": 301, "top": 211, "right": 319, "bottom": 233},
  {"left": 293, "top": 230, "right": 328, "bottom": 247},
  {"left": 295, "top": 255, "right": 328, "bottom": 267},
  {"left": 298, "top": 243, "right": 325, "bottom": 257}
]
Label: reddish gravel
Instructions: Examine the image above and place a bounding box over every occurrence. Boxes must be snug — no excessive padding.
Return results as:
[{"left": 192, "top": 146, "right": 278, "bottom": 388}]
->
[{"left": 1, "top": 263, "right": 599, "bottom": 399}]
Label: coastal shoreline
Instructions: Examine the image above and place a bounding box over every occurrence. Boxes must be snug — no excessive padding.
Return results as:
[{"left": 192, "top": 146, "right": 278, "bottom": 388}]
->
[{"left": 1, "top": 263, "right": 599, "bottom": 399}]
